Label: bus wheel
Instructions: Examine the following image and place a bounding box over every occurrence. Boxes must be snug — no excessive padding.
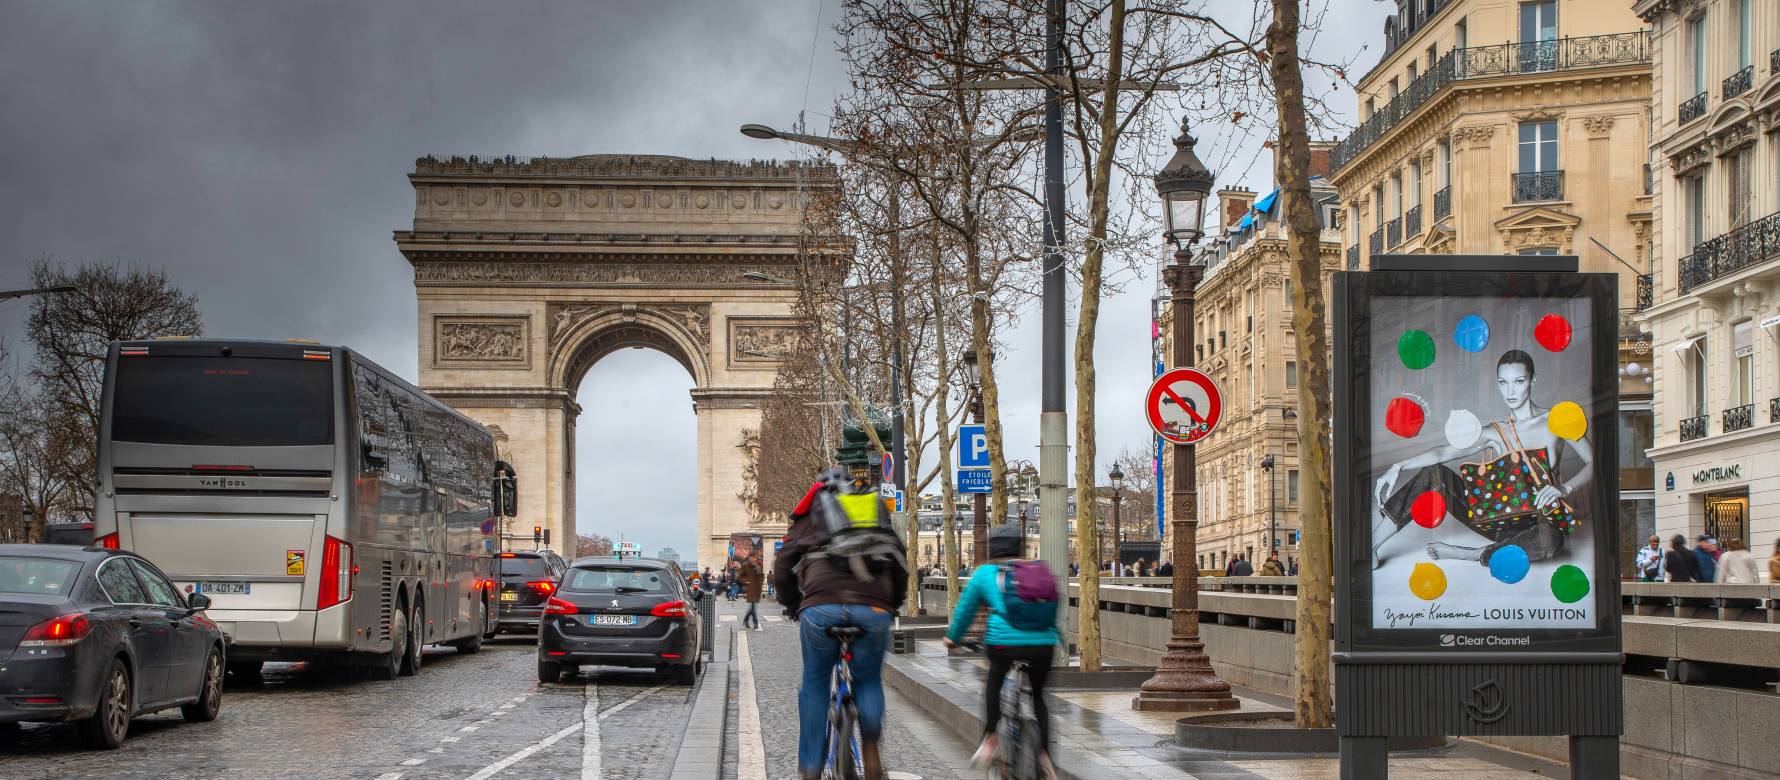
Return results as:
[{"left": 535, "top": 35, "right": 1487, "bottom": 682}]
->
[
  {"left": 369, "top": 606, "right": 407, "bottom": 681},
  {"left": 399, "top": 598, "right": 424, "bottom": 676},
  {"left": 451, "top": 631, "right": 483, "bottom": 654}
]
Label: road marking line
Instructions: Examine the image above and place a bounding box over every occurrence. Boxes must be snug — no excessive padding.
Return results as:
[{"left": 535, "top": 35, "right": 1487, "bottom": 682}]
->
[
  {"left": 442, "top": 736, "right": 461, "bottom": 743},
  {"left": 499, "top": 703, "right": 516, "bottom": 709},
  {"left": 459, "top": 725, "right": 479, "bottom": 732},
  {"left": 720, "top": 615, "right": 737, "bottom": 622},
  {"left": 491, "top": 710, "right": 507, "bottom": 717},
  {"left": 765, "top": 615, "right": 783, "bottom": 622},
  {"left": 458, "top": 682, "right": 669, "bottom": 780},
  {"left": 582, "top": 683, "right": 600, "bottom": 780},
  {"left": 401, "top": 758, "right": 426, "bottom": 766},
  {"left": 599, "top": 683, "right": 667, "bottom": 721},
  {"left": 736, "top": 632, "right": 768, "bottom": 780},
  {"left": 375, "top": 774, "right": 403, "bottom": 780},
  {"left": 427, "top": 748, "right": 445, "bottom": 754},
  {"left": 462, "top": 721, "right": 581, "bottom": 780}
]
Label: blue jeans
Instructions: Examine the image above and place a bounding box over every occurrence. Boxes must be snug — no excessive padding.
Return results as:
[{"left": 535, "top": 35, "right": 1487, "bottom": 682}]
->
[{"left": 797, "top": 603, "right": 893, "bottom": 773}]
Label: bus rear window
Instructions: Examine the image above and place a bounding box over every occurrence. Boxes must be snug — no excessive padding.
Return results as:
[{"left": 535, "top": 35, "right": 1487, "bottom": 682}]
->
[{"left": 111, "top": 356, "right": 333, "bottom": 446}]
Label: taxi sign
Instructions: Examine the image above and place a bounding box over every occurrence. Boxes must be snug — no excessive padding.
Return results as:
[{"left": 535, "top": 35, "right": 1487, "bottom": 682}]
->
[{"left": 1146, "top": 367, "right": 1223, "bottom": 444}]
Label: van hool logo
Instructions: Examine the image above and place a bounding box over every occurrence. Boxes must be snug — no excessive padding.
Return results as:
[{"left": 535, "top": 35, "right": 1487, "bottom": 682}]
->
[{"left": 197, "top": 477, "right": 247, "bottom": 488}]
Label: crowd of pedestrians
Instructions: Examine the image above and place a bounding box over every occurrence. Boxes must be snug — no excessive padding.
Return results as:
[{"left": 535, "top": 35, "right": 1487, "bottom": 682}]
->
[{"left": 1643, "top": 534, "right": 1777, "bottom": 584}]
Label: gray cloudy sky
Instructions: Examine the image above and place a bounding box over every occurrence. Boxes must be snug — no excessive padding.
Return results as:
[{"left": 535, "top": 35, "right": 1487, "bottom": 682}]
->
[{"left": 0, "top": 1, "right": 1389, "bottom": 561}]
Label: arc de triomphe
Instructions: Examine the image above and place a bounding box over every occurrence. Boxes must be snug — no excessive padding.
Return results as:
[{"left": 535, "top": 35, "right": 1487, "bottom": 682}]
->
[{"left": 395, "top": 154, "right": 834, "bottom": 567}]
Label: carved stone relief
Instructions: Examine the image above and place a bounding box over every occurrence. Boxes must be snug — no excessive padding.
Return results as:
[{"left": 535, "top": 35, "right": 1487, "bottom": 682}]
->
[
  {"left": 415, "top": 262, "right": 799, "bottom": 287},
  {"left": 434, "top": 317, "right": 529, "bottom": 368},
  {"left": 547, "top": 302, "right": 711, "bottom": 358},
  {"left": 1450, "top": 124, "right": 1497, "bottom": 149},
  {"left": 729, "top": 318, "right": 804, "bottom": 366},
  {"left": 1580, "top": 115, "right": 1617, "bottom": 137}
]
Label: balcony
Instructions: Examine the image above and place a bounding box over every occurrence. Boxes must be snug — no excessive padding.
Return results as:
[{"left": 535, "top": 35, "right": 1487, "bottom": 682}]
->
[
  {"left": 1386, "top": 217, "right": 1402, "bottom": 248},
  {"left": 1678, "top": 208, "right": 1780, "bottom": 292},
  {"left": 1680, "top": 414, "right": 1708, "bottom": 442},
  {"left": 1637, "top": 273, "right": 1652, "bottom": 310},
  {"left": 1330, "top": 32, "right": 1650, "bottom": 171},
  {"left": 1679, "top": 92, "right": 1708, "bottom": 125},
  {"left": 1512, "top": 171, "right": 1564, "bottom": 203},
  {"left": 1724, "top": 404, "right": 1754, "bottom": 434},
  {"left": 1404, "top": 205, "right": 1423, "bottom": 237},
  {"left": 1347, "top": 244, "right": 1359, "bottom": 270},
  {"left": 1433, "top": 186, "right": 1451, "bottom": 219},
  {"left": 1724, "top": 65, "right": 1754, "bottom": 100},
  {"left": 1369, "top": 228, "right": 1383, "bottom": 256}
]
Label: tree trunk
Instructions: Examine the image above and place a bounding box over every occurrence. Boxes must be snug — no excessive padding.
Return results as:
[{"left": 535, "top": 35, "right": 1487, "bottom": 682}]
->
[
  {"left": 931, "top": 259, "right": 963, "bottom": 611},
  {"left": 1268, "top": 0, "right": 1336, "bottom": 729}
]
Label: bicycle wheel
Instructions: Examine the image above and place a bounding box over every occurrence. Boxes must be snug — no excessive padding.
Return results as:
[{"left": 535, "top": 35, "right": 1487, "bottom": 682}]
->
[{"left": 826, "top": 703, "right": 864, "bottom": 780}]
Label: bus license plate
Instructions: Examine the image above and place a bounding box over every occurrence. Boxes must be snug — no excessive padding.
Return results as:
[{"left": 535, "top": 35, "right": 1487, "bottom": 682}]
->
[
  {"left": 198, "top": 582, "right": 250, "bottom": 595},
  {"left": 500, "top": 592, "right": 518, "bottom": 602},
  {"left": 590, "top": 615, "right": 636, "bottom": 626}
]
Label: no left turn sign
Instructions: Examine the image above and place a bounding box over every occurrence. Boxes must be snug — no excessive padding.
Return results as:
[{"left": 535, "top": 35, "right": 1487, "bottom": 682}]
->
[{"left": 1146, "top": 367, "right": 1222, "bottom": 445}]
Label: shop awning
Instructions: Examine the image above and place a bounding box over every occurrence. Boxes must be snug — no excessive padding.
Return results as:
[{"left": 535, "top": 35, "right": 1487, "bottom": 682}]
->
[{"left": 1669, "top": 334, "right": 1704, "bottom": 353}]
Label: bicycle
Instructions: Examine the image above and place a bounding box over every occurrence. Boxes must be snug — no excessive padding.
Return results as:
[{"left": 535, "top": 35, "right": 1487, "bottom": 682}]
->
[
  {"left": 963, "top": 640, "right": 1044, "bottom": 779},
  {"left": 822, "top": 624, "right": 867, "bottom": 780}
]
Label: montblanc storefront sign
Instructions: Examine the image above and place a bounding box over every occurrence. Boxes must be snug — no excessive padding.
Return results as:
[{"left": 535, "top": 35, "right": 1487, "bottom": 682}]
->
[{"left": 1692, "top": 464, "right": 1742, "bottom": 486}]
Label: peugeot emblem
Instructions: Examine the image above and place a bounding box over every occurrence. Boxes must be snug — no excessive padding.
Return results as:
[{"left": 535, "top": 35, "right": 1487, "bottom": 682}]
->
[{"left": 609, "top": 599, "right": 620, "bottom": 609}]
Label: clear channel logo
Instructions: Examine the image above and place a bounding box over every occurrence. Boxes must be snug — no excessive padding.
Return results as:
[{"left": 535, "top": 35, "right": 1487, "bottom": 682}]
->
[{"left": 1438, "top": 633, "right": 1530, "bottom": 647}]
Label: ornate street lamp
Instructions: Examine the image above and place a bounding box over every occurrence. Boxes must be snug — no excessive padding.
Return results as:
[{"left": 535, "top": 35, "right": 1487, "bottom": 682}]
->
[
  {"left": 1135, "top": 117, "right": 1237, "bottom": 713},
  {"left": 1109, "top": 464, "right": 1125, "bottom": 574},
  {"left": 961, "top": 349, "right": 989, "bottom": 563}
]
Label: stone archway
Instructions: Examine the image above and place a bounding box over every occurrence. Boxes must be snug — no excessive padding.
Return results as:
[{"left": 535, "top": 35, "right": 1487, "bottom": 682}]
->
[{"left": 395, "top": 154, "right": 835, "bottom": 566}]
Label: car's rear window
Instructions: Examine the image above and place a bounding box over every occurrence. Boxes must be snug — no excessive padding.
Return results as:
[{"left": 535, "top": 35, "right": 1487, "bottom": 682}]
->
[
  {"left": 0, "top": 557, "right": 78, "bottom": 595},
  {"left": 499, "top": 556, "right": 552, "bottom": 579},
  {"left": 564, "top": 567, "right": 670, "bottom": 594}
]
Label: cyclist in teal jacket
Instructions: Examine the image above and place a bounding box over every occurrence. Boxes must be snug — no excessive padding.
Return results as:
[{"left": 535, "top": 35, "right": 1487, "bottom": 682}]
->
[{"left": 942, "top": 525, "right": 1059, "bottom": 777}]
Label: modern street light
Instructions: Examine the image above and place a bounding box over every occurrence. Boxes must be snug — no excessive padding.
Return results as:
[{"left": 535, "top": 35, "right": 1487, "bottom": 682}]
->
[
  {"left": 1008, "top": 459, "right": 1035, "bottom": 554},
  {"left": 1109, "top": 464, "right": 1125, "bottom": 575},
  {"left": 1259, "top": 454, "right": 1278, "bottom": 555},
  {"left": 1134, "top": 116, "right": 1235, "bottom": 713},
  {"left": 0, "top": 285, "right": 77, "bottom": 302},
  {"left": 962, "top": 349, "right": 989, "bottom": 564}
]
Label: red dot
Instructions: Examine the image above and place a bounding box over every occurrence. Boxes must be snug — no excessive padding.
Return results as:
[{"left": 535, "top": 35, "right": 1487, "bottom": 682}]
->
[
  {"left": 1385, "top": 397, "right": 1425, "bottom": 438},
  {"left": 1411, "top": 491, "right": 1446, "bottom": 528},
  {"left": 1534, "top": 314, "right": 1572, "bottom": 352}
]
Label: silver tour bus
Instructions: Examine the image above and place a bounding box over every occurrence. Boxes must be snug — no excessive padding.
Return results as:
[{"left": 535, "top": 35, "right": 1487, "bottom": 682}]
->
[{"left": 93, "top": 339, "right": 518, "bottom": 679}]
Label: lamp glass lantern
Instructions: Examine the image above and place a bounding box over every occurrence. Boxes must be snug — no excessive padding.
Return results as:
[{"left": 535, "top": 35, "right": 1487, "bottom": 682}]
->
[
  {"left": 1109, "top": 464, "right": 1125, "bottom": 493},
  {"left": 961, "top": 349, "right": 983, "bottom": 389},
  {"left": 1155, "top": 118, "right": 1215, "bottom": 247}
]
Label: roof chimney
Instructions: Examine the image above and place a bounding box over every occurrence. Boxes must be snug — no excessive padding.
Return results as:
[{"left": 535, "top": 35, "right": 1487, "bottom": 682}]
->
[{"left": 1217, "top": 187, "right": 1255, "bottom": 231}]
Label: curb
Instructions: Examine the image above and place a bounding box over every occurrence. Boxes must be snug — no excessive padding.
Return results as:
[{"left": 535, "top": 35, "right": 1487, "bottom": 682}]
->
[{"left": 670, "top": 626, "right": 732, "bottom": 779}]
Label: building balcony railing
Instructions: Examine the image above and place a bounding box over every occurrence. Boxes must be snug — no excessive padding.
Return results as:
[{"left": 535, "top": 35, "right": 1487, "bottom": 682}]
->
[
  {"left": 1771, "top": 397, "right": 1780, "bottom": 424},
  {"left": 1433, "top": 186, "right": 1451, "bottom": 219},
  {"left": 1369, "top": 227, "right": 1383, "bottom": 256},
  {"left": 1512, "top": 171, "right": 1564, "bottom": 203},
  {"left": 1404, "top": 205, "right": 1422, "bottom": 237},
  {"left": 1724, "top": 404, "right": 1755, "bottom": 433},
  {"left": 1386, "top": 217, "right": 1402, "bottom": 247},
  {"left": 1680, "top": 414, "right": 1708, "bottom": 442},
  {"left": 1618, "top": 309, "right": 1650, "bottom": 343},
  {"left": 1637, "top": 273, "right": 1652, "bottom": 310},
  {"left": 1329, "top": 32, "right": 1651, "bottom": 172},
  {"left": 1678, "top": 208, "right": 1780, "bottom": 292},
  {"left": 1679, "top": 91, "right": 1708, "bottom": 125},
  {"left": 1724, "top": 65, "right": 1754, "bottom": 100},
  {"left": 1347, "top": 244, "right": 1359, "bottom": 270}
]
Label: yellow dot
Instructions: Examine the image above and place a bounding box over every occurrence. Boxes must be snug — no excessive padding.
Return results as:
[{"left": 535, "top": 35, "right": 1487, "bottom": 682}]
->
[
  {"left": 1409, "top": 562, "right": 1448, "bottom": 600},
  {"left": 1548, "top": 401, "right": 1587, "bottom": 441}
]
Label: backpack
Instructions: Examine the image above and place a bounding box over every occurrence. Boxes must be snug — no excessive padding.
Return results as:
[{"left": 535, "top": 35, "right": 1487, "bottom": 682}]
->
[
  {"left": 799, "top": 485, "right": 907, "bottom": 583},
  {"left": 998, "top": 560, "right": 1060, "bottom": 631}
]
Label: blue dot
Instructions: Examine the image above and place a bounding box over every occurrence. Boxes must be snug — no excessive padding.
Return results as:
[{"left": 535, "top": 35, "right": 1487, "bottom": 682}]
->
[
  {"left": 1453, "top": 315, "right": 1490, "bottom": 353},
  {"left": 1489, "top": 544, "right": 1531, "bottom": 584}
]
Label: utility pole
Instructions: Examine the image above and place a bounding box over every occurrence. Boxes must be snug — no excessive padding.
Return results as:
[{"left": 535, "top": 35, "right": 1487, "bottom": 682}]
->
[
  {"left": 1260, "top": 454, "right": 1277, "bottom": 554},
  {"left": 1036, "top": 0, "right": 1070, "bottom": 588}
]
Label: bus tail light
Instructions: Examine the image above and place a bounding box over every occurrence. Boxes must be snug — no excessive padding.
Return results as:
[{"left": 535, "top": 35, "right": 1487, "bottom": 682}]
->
[
  {"left": 317, "top": 536, "right": 353, "bottom": 610},
  {"left": 650, "top": 600, "right": 687, "bottom": 618},
  {"left": 94, "top": 533, "right": 119, "bottom": 550},
  {"left": 20, "top": 613, "right": 91, "bottom": 648},
  {"left": 543, "top": 597, "right": 577, "bottom": 616}
]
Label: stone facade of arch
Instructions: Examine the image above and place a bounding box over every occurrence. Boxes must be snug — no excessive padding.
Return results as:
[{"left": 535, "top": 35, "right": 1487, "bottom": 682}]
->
[{"left": 395, "top": 154, "right": 835, "bottom": 567}]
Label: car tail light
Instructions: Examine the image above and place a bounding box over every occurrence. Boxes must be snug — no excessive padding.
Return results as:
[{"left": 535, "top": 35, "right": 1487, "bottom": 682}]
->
[
  {"left": 20, "top": 697, "right": 63, "bottom": 705},
  {"left": 94, "top": 533, "right": 120, "bottom": 550},
  {"left": 528, "top": 580, "right": 557, "bottom": 595},
  {"left": 660, "top": 653, "right": 681, "bottom": 660},
  {"left": 543, "top": 597, "right": 577, "bottom": 616},
  {"left": 650, "top": 600, "right": 687, "bottom": 618},
  {"left": 20, "top": 613, "right": 90, "bottom": 648},
  {"left": 317, "top": 536, "right": 353, "bottom": 610}
]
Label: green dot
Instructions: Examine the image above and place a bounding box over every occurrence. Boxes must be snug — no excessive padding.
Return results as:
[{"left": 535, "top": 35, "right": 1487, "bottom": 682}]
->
[
  {"left": 1398, "top": 329, "right": 1436, "bottom": 370},
  {"left": 1550, "top": 565, "right": 1590, "bottom": 604}
]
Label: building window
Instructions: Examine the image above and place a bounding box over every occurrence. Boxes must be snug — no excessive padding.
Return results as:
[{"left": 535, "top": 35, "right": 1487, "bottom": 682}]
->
[
  {"left": 1690, "top": 14, "right": 1707, "bottom": 95},
  {"left": 1733, "top": 320, "right": 1754, "bottom": 406},
  {"left": 1407, "top": 62, "right": 1418, "bottom": 82},
  {"left": 1364, "top": 98, "right": 1375, "bottom": 120},
  {"left": 1409, "top": 161, "right": 1422, "bottom": 207},
  {"left": 1730, "top": 151, "right": 1751, "bottom": 228},
  {"left": 1455, "top": 17, "right": 1467, "bottom": 49},
  {"left": 1389, "top": 77, "right": 1400, "bottom": 101},
  {"left": 1691, "top": 339, "right": 1710, "bottom": 418},
  {"left": 1518, "top": 1, "right": 1558, "bottom": 72},
  {"left": 1286, "top": 361, "right": 1298, "bottom": 389},
  {"left": 1518, "top": 121, "right": 1558, "bottom": 174},
  {"left": 1738, "top": 0, "right": 1752, "bottom": 70},
  {"left": 1425, "top": 44, "right": 1437, "bottom": 72},
  {"left": 1439, "top": 141, "right": 1451, "bottom": 187},
  {"left": 1687, "top": 175, "right": 1706, "bottom": 250},
  {"left": 1617, "top": 407, "right": 1654, "bottom": 490},
  {"left": 1392, "top": 173, "right": 1403, "bottom": 218},
  {"left": 1286, "top": 470, "right": 1300, "bottom": 504}
]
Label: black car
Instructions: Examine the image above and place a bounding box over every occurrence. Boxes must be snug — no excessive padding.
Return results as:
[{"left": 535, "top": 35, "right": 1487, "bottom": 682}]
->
[
  {"left": 493, "top": 550, "right": 568, "bottom": 637},
  {"left": 537, "top": 557, "right": 701, "bottom": 685},
  {"left": 0, "top": 544, "right": 225, "bottom": 749}
]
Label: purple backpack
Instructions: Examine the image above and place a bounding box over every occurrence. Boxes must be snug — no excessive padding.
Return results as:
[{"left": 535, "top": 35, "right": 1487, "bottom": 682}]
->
[{"left": 998, "top": 561, "right": 1060, "bottom": 631}]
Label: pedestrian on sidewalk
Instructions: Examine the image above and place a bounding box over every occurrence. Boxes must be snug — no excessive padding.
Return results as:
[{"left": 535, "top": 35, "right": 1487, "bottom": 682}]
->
[
  {"left": 1260, "top": 551, "right": 1285, "bottom": 577},
  {"left": 1664, "top": 535, "right": 1700, "bottom": 583},
  {"left": 1230, "top": 554, "right": 1254, "bottom": 577},
  {"left": 1693, "top": 536, "right": 1718, "bottom": 583},
  {"left": 739, "top": 558, "right": 764, "bottom": 630},
  {"left": 1770, "top": 540, "right": 1780, "bottom": 584},
  {"left": 1716, "top": 539, "right": 1759, "bottom": 584},
  {"left": 1635, "top": 535, "right": 1665, "bottom": 582}
]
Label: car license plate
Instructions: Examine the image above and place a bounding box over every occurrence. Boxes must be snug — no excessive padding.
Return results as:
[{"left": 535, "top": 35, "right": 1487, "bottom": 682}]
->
[
  {"left": 590, "top": 615, "right": 636, "bottom": 626},
  {"left": 500, "top": 592, "right": 518, "bottom": 602},
  {"left": 197, "top": 582, "right": 250, "bottom": 595}
]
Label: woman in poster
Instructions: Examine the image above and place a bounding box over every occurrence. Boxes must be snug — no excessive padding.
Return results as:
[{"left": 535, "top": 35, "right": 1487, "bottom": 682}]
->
[{"left": 1371, "top": 349, "right": 1594, "bottom": 568}]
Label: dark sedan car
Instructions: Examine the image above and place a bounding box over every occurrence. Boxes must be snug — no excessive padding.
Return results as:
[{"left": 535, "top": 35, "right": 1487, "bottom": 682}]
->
[
  {"left": 0, "top": 544, "right": 225, "bottom": 748},
  {"left": 493, "top": 550, "right": 568, "bottom": 638},
  {"left": 537, "top": 558, "right": 701, "bottom": 685}
]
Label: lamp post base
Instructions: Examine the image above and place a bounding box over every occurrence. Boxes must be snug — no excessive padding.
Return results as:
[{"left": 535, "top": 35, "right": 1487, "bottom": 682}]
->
[{"left": 1132, "top": 640, "right": 1240, "bottom": 712}]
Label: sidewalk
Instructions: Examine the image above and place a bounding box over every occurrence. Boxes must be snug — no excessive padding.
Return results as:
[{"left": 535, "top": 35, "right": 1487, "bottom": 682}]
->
[{"left": 883, "top": 638, "right": 1572, "bottom": 780}]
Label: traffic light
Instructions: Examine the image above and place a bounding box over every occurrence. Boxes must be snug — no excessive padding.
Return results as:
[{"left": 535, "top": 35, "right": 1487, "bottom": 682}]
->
[
  {"left": 543, "top": 528, "right": 551, "bottom": 546},
  {"left": 533, "top": 525, "right": 542, "bottom": 544}
]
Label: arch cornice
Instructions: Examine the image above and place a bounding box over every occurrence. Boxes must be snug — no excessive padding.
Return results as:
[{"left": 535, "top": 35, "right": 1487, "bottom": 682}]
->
[{"left": 548, "top": 303, "right": 711, "bottom": 389}]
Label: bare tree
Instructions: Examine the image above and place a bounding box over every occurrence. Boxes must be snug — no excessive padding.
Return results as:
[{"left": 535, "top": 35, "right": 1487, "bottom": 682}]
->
[
  {"left": 575, "top": 533, "right": 615, "bottom": 558},
  {"left": 0, "top": 374, "right": 84, "bottom": 541}
]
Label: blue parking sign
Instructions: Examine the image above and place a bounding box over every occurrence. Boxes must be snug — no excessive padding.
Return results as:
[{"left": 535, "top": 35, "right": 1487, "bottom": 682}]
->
[
  {"left": 957, "top": 468, "right": 992, "bottom": 494},
  {"left": 957, "top": 424, "right": 989, "bottom": 469}
]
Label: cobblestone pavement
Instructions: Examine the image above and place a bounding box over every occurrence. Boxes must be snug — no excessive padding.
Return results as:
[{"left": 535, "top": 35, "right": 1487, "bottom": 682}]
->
[
  {"left": 0, "top": 636, "right": 696, "bottom": 780},
  {"left": 733, "top": 601, "right": 981, "bottom": 780}
]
